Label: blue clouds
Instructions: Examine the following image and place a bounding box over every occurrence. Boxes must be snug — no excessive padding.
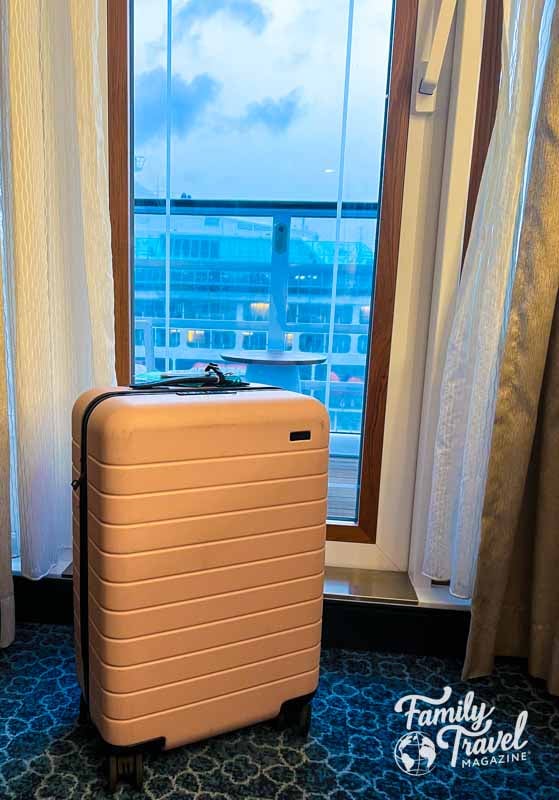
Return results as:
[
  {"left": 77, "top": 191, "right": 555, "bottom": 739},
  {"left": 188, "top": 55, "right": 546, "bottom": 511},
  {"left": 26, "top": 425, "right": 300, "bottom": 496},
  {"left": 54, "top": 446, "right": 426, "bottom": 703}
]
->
[
  {"left": 174, "top": 0, "right": 270, "bottom": 38},
  {"left": 134, "top": 68, "right": 220, "bottom": 145},
  {"left": 241, "top": 89, "right": 304, "bottom": 134},
  {"left": 134, "top": 67, "right": 303, "bottom": 146}
]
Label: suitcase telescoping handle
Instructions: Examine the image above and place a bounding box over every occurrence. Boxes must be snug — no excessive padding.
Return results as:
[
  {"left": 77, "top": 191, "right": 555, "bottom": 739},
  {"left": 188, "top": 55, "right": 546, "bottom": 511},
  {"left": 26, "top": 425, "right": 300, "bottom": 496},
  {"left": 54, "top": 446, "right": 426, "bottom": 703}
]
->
[{"left": 132, "top": 362, "right": 249, "bottom": 390}]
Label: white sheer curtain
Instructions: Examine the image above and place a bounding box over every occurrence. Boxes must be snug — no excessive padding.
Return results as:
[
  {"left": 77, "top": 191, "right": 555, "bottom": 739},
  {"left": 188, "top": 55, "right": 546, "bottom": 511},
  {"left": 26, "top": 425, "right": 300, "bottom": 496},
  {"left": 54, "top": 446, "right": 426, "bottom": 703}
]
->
[
  {"left": 422, "top": 0, "right": 556, "bottom": 598},
  {"left": 0, "top": 230, "right": 14, "bottom": 648},
  {"left": 0, "top": 0, "right": 116, "bottom": 591}
]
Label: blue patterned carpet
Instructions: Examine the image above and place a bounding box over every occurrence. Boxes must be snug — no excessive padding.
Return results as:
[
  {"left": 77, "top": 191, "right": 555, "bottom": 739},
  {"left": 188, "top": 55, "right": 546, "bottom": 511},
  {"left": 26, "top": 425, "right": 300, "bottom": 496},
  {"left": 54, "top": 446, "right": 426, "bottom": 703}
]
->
[{"left": 0, "top": 624, "right": 558, "bottom": 799}]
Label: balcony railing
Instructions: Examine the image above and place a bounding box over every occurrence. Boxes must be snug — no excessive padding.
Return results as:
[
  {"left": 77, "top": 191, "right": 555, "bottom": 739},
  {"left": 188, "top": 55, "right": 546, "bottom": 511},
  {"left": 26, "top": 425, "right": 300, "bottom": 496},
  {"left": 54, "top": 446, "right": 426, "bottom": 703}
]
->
[{"left": 134, "top": 198, "right": 378, "bottom": 217}]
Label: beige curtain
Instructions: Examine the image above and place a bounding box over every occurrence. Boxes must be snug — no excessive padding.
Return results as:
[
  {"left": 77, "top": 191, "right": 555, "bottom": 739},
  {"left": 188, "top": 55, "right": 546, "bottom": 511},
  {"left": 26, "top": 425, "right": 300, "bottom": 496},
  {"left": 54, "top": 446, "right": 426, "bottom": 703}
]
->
[
  {"left": 0, "top": 241, "right": 14, "bottom": 648},
  {"left": 0, "top": 14, "right": 13, "bottom": 645},
  {"left": 463, "top": 4, "right": 559, "bottom": 695},
  {"left": 0, "top": 0, "right": 116, "bottom": 580}
]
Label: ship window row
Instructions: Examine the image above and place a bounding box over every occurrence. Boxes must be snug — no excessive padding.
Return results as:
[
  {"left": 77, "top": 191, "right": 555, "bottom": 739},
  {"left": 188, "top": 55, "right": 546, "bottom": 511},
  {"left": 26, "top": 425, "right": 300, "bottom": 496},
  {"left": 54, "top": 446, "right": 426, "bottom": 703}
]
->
[
  {"left": 135, "top": 327, "right": 370, "bottom": 355},
  {"left": 134, "top": 264, "right": 373, "bottom": 297},
  {"left": 134, "top": 299, "right": 370, "bottom": 326}
]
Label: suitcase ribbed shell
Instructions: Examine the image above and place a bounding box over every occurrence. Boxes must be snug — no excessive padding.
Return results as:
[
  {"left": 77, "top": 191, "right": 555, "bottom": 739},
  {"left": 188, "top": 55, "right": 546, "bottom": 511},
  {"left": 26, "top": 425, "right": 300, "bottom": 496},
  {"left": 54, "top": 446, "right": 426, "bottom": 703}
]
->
[{"left": 72, "top": 387, "right": 328, "bottom": 749}]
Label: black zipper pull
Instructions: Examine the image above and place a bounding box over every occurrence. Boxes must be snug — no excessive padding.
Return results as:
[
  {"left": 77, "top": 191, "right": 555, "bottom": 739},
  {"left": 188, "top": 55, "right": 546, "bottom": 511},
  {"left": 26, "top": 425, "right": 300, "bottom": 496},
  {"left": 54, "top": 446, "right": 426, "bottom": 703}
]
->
[{"left": 71, "top": 477, "right": 82, "bottom": 491}]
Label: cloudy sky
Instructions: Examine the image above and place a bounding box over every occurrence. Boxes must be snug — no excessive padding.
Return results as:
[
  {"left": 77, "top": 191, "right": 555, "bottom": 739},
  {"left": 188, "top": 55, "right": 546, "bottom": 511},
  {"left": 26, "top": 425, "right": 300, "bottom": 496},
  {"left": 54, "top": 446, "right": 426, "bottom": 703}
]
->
[{"left": 133, "top": 0, "right": 392, "bottom": 202}]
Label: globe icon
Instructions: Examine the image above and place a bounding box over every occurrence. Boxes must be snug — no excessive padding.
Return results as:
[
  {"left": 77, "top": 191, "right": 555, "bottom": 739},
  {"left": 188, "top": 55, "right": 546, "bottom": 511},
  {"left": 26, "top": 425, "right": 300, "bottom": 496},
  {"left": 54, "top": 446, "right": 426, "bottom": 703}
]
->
[{"left": 393, "top": 732, "right": 437, "bottom": 776}]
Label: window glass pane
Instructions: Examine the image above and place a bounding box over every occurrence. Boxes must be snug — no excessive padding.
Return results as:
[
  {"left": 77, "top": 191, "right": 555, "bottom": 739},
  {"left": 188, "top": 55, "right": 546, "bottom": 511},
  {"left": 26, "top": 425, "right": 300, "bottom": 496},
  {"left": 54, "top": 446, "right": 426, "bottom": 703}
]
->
[
  {"left": 186, "top": 330, "right": 210, "bottom": 348},
  {"left": 243, "top": 301, "right": 270, "bottom": 321},
  {"left": 343, "top": 1, "right": 392, "bottom": 201},
  {"left": 359, "top": 304, "right": 371, "bottom": 324},
  {"left": 286, "top": 217, "right": 376, "bottom": 518},
  {"left": 299, "top": 333, "right": 327, "bottom": 353},
  {"left": 333, "top": 334, "right": 351, "bottom": 354},
  {"left": 335, "top": 305, "right": 353, "bottom": 324},
  {"left": 132, "top": 0, "right": 393, "bottom": 521},
  {"left": 175, "top": 358, "right": 195, "bottom": 370},
  {"left": 211, "top": 330, "right": 236, "bottom": 349},
  {"left": 154, "top": 328, "right": 181, "bottom": 347},
  {"left": 132, "top": 0, "right": 167, "bottom": 199},
  {"left": 242, "top": 332, "right": 267, "bottom": 350},
  {"left": 357, "top": 334, "right": 369, "bottom": 354}
]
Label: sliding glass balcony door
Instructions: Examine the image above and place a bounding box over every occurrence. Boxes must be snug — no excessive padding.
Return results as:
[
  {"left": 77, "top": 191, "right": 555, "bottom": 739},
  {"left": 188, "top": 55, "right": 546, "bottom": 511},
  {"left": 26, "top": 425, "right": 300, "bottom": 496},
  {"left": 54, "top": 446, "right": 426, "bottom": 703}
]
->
[{"left": 132, "top": 0, "right": 393, "bottom": 522}]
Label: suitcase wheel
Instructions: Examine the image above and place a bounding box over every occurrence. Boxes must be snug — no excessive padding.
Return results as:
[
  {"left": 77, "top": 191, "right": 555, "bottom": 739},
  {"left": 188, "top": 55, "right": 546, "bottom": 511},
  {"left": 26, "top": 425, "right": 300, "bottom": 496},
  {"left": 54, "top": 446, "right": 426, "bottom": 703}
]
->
[
  {"left": 297, "top": 701, "right": 312, "bottom": 737},
  {"left": 274, "top": 698, "right": 312, "bottom": 737},
  {"left": 78, "top": 695, "right": 90, "bottom": 726},
  {"left": 108, "top": 751, "right": 144, "bottom": 793}
]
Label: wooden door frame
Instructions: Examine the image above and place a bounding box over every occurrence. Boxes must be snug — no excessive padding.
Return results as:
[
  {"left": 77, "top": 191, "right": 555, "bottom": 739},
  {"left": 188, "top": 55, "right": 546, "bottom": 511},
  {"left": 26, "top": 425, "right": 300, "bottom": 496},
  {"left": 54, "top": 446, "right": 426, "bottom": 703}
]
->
[
  {"left": 463, "top": 0, "right": 502, "bottom": 259},
  {"left": 106, "top": 0, "right": 499, "bottom": 546},
  {"left": 108, "top": 0, "right": 132, "bottom": 386},
  {"left": 327, "top": 0, "right": 502, "bottom": 543},
  {"left": 327, "top": 0, "right": 419, "bottom": 543},
  {"left": 107, "top": 0, "right": 418, "bottom": 545}
]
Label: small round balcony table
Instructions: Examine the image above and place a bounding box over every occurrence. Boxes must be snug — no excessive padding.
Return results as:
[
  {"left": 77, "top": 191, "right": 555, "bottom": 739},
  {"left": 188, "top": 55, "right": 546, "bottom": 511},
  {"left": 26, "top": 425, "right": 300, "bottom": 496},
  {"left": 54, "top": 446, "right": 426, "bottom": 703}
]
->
[{"left": 221, "top": 351, "right": 326, "bottom": 393}]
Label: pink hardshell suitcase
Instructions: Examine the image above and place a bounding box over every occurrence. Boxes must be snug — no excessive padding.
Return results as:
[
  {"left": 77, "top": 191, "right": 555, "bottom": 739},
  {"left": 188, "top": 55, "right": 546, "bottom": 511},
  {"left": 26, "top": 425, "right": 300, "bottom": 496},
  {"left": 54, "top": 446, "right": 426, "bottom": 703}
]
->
[{"left": 72, "top": 378, "right": 329, "bottom": 791}]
